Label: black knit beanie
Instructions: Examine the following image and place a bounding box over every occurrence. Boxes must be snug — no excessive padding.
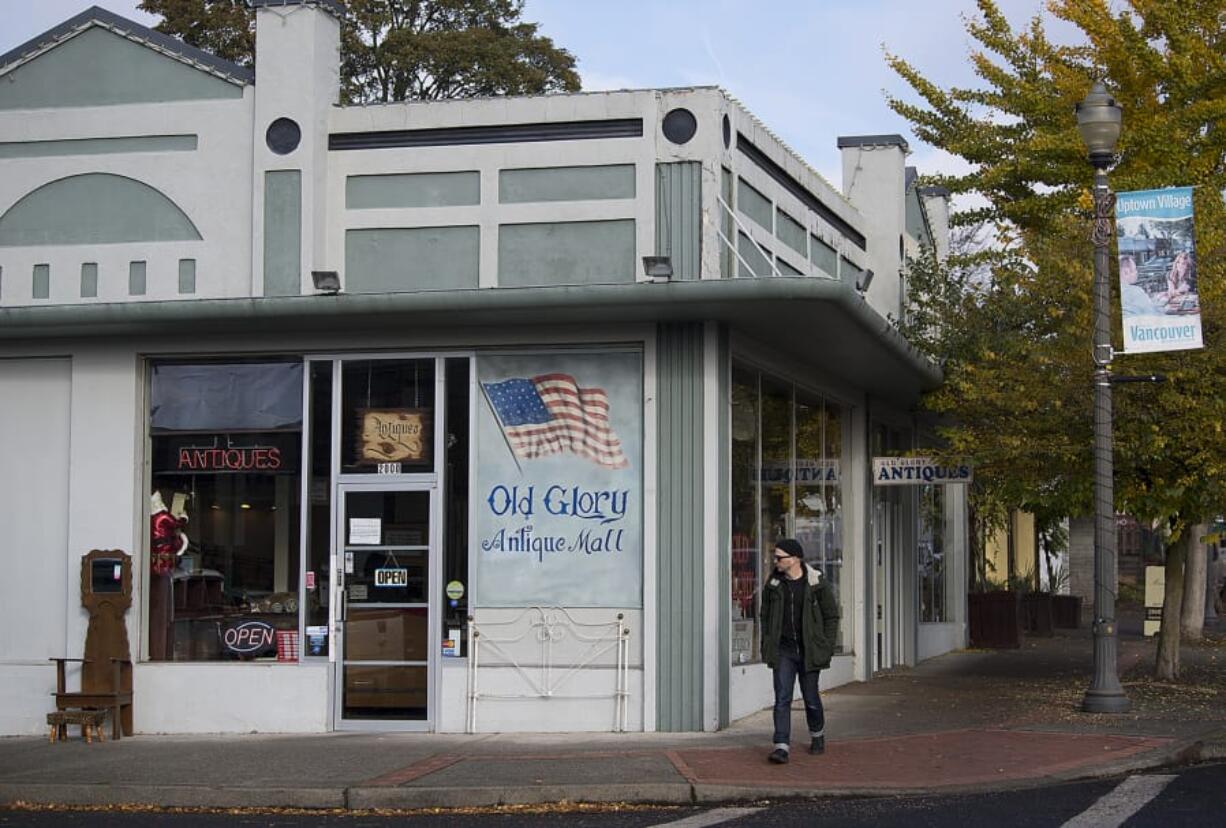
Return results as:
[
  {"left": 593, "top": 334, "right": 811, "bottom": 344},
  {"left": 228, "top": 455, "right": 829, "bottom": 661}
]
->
[{"left": 774, "top": 538, "right": 804, "bottom": 559}]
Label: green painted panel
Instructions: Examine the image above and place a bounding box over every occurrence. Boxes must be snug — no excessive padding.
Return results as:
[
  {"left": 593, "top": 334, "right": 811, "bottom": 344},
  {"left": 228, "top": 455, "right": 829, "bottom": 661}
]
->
[
  {"left": 32, "top": 264, "right": 49, "bottom": 299},
  {"left": 655, "top": 162, "right": 700, "bottom": 281},
  {"left": 777, "top": 256, "right": 803, "bottom": 276},
  {"left": 716, "top": 325, "right": 731, "bottom": 729},
  {"left": 841, "top": 255, "right": 862, "bottom": 286},
  {"left": 0, "top": 27, "right": 242, "bottom": 110},
  {"left": 0, "top": 134, "right": 196, "bottom": 159},
  {"left": 0, "top": 173, "right": 201, "bottom": 246},
  {"left": 737, "top": 232, "right": 771, "bottom": 278},
  {"left": 178, "top": 259, "right": 196, "bottom": 294},
  {"left": 737, "top": 178, "right": 771, "bottom": 232},
  {"left": 776, "top": 208, "right": 806, "bottom": 257},
  {"left": 346, "top": 171, "right": 479, "bottom": 209},
  {"left": 346, "top": 227, "right": 480, "bottom": 293},
  {"left": 498, "top": 220, "right": 635, "bottom": 287},
  {"left": 128, "top": 260, "right": 146, "bottom": 295},
  {"left": 656, "top": 321, "right": 705, "bottom": 732},
  {"left": 499, "top": 164, "right": 635, "bottom": 203},
  {"left": 811, "top": 235, "right": 838, "bottom": 278},
  {"left": 80, "top": 262, "right": 97, "bottom": 298},
  {"left": 263, "top": 171, "right": 302, "bottom": 297}
]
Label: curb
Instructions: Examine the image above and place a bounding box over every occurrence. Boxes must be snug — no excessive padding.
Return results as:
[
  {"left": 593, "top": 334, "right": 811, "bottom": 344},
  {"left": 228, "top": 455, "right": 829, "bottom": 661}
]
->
[
  {"left": 347, "top": 783, "right": 693, "bottom": 810},
  {"left": 2, "top": 736, "right": 1222, "bottom": 812},
  {"left": 0, "top": 783, "right": 345, "bottom": 809}
]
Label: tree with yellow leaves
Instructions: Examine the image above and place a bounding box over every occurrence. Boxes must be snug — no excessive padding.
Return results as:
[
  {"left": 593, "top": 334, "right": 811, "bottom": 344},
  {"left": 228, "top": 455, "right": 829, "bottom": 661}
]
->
[{"left": 889, "top": 0, "right": 1226, "bottom": 680}]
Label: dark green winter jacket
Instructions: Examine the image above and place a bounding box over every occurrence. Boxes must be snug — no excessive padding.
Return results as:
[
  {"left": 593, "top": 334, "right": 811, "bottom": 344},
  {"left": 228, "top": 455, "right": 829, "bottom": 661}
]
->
[{"left": 760, "top": 562, "right": 840, "bottom": 672}]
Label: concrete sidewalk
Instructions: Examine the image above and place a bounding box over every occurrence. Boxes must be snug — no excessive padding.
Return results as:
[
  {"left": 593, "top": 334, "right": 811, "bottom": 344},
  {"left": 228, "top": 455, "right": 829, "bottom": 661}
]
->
[{"left": 2, "top": 618, "right": 1224, "bottom": 810}]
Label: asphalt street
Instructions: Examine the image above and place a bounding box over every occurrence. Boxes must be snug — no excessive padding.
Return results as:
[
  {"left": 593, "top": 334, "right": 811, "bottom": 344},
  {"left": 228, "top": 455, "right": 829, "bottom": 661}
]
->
[{"left": 2, "top": 761, "right": 1224, "bottom": 827}]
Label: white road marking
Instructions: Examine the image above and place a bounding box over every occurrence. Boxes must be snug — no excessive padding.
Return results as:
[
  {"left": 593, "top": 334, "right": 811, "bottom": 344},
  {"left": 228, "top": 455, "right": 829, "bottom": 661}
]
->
[
  {"left": 1061, "top": 773, "right": 1177, "bottom": 828},
  {"left": 650, "top": 806, "right": 764, "bottom": 827}
]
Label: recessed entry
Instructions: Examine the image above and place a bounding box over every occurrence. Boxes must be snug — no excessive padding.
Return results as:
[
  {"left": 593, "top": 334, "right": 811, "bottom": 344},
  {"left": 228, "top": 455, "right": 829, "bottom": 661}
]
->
[
  {"left": 662, "top": 108, "right": 698, "bottom": 145},
  {"left": 266, "top": 118, "right": 301, "bottom": 155}
]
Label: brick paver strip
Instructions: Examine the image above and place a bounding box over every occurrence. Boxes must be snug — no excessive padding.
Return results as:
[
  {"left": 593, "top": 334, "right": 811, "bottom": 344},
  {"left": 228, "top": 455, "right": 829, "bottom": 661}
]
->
[
  {"left": 361, "top": 753, "right": 465, "bottom": 786},
  {"left": 674, "top": 729, "right": 1172, "bottom": 789}
]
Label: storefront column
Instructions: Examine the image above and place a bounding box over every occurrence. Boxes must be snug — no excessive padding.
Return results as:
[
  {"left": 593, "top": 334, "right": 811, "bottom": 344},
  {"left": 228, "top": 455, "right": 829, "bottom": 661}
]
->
[{"left": 655, "top": 322, "right": 705, "bottom": 731}]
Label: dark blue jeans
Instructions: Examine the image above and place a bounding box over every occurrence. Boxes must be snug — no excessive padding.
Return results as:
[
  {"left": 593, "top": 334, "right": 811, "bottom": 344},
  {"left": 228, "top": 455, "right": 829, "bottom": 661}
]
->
[{"left": 772, "top": 643, "right": 824, "bottom": 747}]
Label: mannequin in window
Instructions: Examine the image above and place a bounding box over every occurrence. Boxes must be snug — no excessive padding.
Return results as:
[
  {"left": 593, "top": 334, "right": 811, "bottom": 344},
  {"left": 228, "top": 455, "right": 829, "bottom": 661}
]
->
[{"left": 148, "top": 491, "right": 189, "bottom": 660}]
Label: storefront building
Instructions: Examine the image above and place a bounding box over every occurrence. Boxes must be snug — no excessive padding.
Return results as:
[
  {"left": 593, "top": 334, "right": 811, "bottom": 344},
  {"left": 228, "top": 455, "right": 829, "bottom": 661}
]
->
[{"left": 0, "top": 1, "right": 965, "bottom": 735}]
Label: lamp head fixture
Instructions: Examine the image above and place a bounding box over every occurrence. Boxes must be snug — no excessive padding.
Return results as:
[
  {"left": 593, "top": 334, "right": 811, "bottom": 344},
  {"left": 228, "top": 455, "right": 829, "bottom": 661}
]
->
[
  {"left": 1075, "top": 80, "right": 1122, "bottom": 169},
  {"left": 855, "top": 268, "right": 875, "bottom": 294},
  {"left": 642, "top": 256, "right": 673, "bottom": 282},
  {"left": 310, "top": 270, "right": 341, "bottom": 294}
]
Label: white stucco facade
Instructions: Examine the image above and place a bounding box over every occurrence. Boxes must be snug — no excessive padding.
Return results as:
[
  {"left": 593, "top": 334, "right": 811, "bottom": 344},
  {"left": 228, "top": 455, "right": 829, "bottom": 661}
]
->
[{"left": 0, "top": 2, "right": 963, "bottom": 737}]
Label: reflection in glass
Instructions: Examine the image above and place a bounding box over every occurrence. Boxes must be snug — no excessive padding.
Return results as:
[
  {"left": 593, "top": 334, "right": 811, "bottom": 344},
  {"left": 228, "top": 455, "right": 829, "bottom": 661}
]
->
[
  {"left": 728, "top": 363, "right": 849, "bottom": 662},
  {"left": 345, "top": 607, "right": 429, "bottom": 661},
  {"left": 343, "top": 665, "right": 428, "bottom": 720},
  {"left": 919, "top": 484, "right": 946, "bottom": 622},
  {"left": 730, "top": 368, "right": 759, "bottom": 664},
  {"left": 760, "top": 378, "right": 792, "bottom": 578},
  {"left": 793, "top": 392, "right": 824, "bottom": 577},
  {"left": 341, "top": 359, "right": 435, "bottom": 474},
  {"left": 305, "top": 361, "right": 332, "bottom": 657},
  {"left": 344, "top": 491, "right": 430, "bottom": 604}
]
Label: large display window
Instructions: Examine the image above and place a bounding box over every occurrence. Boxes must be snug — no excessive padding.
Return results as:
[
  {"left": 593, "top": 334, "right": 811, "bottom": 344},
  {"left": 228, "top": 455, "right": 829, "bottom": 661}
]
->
[
  {"left": 147, "top": 360, "right": 304, "bottom": 662},
  {"left": 728, "top": 362, "right": 849, "bottom": 664}
]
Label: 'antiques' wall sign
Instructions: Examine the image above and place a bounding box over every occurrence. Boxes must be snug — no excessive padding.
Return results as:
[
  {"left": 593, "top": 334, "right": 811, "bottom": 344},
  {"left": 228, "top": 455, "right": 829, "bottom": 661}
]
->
[
  {"left": 357, "top": 408, "right": 431, "bottom": 465},
  {"left": 872, "top": 457, "right": 972, "bottom": 486}
]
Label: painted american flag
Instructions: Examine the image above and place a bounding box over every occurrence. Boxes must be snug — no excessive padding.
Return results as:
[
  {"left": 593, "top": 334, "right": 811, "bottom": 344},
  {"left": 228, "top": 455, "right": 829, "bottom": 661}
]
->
[{"left": 482, "top": 373, "right": 629, "bottom": 469}]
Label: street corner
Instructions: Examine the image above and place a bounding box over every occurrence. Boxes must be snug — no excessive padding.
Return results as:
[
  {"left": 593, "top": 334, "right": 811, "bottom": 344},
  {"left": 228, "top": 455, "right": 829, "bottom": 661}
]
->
[{"left": 668, "top": 729, "right": 1175, "bottom": 793}]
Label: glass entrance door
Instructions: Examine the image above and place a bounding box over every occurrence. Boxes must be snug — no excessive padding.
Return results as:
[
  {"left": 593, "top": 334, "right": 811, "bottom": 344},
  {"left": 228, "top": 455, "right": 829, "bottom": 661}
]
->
[{"left": 335, "top": 486, "right": 435, "bottom": 728}]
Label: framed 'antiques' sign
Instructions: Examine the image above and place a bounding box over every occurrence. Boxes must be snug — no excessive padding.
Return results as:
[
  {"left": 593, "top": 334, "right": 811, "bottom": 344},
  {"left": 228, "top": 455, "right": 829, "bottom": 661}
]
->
[{"left": 356, "top": 408, "right": 432, "bottom": 465}]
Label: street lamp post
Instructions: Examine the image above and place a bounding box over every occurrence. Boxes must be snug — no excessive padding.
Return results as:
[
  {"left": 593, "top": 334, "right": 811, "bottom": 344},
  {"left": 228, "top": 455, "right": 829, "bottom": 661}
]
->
[{"left": 1076, "top": 81, "right": 1131, "bottom": 714}]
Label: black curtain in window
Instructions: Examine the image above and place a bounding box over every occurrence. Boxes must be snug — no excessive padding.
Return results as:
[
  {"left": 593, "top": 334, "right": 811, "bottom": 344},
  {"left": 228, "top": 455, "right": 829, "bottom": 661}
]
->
[{"left": 151, "top": 362, "right": 303, "bottom": 432}]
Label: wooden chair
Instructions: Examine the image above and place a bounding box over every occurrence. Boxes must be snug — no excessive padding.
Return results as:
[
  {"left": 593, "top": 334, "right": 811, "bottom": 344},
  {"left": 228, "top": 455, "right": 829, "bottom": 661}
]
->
[
  {"left": 48, "top": 550, "right": 135, "bottom": 741},
  {"left": 50, "top": 656, "right": 132, "bottom": 741}
]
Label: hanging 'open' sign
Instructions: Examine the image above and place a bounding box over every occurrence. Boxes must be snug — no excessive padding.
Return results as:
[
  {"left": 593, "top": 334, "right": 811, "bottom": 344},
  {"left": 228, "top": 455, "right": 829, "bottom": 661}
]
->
[{"left": 374, "top": 568, "right": 408, "bottom": 587}]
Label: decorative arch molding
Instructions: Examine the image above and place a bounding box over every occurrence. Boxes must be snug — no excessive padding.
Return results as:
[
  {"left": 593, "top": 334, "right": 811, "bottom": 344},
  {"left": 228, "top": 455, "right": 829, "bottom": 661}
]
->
[{"left": 0, "top": 172, "right": 202, "bottom": 246}]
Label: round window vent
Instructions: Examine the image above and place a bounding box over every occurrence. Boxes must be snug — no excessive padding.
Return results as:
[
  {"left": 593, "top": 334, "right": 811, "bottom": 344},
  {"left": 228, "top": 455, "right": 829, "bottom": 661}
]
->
[
  {"left": 662, "top": 108, "right": 698, "bottom": 145},
  {"left": 265, "top": 118, "right": 301, "bottom": 155}
]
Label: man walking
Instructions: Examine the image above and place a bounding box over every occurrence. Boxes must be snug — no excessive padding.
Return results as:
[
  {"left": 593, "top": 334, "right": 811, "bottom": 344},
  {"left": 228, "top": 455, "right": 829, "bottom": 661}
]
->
[{"left": 761, "top": 538, "right": 839, "bottom": 763}]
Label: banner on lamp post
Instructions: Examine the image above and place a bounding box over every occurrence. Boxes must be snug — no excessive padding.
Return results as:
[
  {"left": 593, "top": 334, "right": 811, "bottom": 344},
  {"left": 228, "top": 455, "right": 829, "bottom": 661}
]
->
[{"left": 1115, "top": 186, "right": 1202, "bottom": 354}]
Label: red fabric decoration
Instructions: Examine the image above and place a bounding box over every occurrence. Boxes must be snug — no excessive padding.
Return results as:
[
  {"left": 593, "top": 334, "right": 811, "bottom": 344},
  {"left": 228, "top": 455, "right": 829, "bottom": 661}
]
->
[{"left": 150, "top": 510, "right": 183, "bottom": 575}]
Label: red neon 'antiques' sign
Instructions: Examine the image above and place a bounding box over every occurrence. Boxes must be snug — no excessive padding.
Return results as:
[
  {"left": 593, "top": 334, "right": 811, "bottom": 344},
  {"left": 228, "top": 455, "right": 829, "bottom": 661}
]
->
[
  {"left": 177, "top": 446, "right": 282, "bottom": 472},
  {"left": 151, "top": 433, "right": 300, "bottom": 475}
]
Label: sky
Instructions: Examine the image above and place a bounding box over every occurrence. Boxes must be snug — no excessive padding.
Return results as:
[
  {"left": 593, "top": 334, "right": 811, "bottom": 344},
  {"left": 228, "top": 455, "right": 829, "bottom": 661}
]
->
[{"left": 1, "top": 0, "right": 1076, "bottom": 192}]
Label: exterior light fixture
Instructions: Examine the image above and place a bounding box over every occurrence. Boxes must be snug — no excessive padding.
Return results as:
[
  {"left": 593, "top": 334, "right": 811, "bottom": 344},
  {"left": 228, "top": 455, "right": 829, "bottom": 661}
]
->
[
  {"left": 1075, "top": 81, "right": 1122, "bottom": 170},
  {"left": 310, "top": 270, "right": 341, "bottom": 294},
  {"left": 641, "top": 256, "right": 673, "bottom": 282},
  {"left": 1076, "top": 80, "right": 1129, "bottom": 715},
  {"left": 856, "top": 268, "right": 875, "bottom": 293}
]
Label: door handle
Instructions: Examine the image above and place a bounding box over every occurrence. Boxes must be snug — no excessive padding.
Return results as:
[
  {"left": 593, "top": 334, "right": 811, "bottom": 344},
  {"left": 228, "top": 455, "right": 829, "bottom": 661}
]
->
[{"left": 339, "top": 587, "right": 347, "bottom": 622}]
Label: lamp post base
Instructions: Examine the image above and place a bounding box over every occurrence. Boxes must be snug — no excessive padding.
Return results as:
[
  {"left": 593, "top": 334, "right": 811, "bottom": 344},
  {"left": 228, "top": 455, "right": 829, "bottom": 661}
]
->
[
  {"left": 1082, "top": 622, "right": 1131, "bottom": 713},
  {"left": 1082, "top": 687, "right": 1132, "bottom": 713}
]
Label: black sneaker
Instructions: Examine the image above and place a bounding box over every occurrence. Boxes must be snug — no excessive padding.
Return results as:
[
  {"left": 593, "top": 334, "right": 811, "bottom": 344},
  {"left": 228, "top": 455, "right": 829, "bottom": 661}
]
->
[
  {"left": 768, "top": 747, "right": 790, "bottom": 764},
  {"left": 809, "top": 736, "right": 825, "bottom": 755}
]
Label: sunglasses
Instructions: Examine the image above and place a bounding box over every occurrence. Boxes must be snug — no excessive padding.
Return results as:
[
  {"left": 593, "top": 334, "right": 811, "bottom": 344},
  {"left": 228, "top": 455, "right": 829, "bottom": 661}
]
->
[{"left": 773, "top": 554, "right": 795, "bottom": 561}]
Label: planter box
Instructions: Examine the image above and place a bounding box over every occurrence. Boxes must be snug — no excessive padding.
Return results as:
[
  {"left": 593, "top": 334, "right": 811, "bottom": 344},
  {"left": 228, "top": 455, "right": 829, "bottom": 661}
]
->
[
  {"left": 1051, "top": 595, "right": 1082, "bottom": 628},
  {"left": 968, "top": 590, "right": 1021, "bottom": 649},
  {"left": 1019, "top": 592, "right": 1055, "bottom": 637}
]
